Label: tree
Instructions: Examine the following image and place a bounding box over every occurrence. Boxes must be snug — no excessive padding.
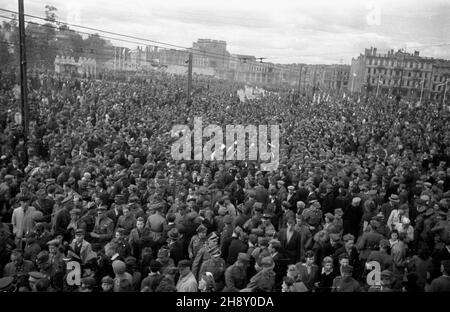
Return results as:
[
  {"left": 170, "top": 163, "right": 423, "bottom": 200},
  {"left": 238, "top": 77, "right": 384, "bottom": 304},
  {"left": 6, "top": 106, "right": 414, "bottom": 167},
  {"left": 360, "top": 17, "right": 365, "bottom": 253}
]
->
[{"left": 44, "top": 5, "right": 58, "bottom": 23}]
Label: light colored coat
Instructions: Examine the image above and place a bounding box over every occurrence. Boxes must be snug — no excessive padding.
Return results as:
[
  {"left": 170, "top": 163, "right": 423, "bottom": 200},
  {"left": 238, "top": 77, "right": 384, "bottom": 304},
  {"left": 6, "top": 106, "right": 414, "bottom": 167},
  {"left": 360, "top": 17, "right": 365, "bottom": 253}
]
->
[{"left": 12, "top": 206, "right": 36, "bottom": 238}]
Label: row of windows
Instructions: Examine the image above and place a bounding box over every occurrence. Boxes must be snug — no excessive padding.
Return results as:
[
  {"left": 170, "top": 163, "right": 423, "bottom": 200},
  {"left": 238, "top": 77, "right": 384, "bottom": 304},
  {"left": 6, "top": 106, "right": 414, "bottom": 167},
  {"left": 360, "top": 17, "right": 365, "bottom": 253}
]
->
[
  {"left": 368, "top": 78, "right": 431, "bottom": 88},
  {"left": 366, "top": 67, "right": 432, "bottom": 78},
  {"left": 366, "top": 58, "right": 432, "bottom": 69}
]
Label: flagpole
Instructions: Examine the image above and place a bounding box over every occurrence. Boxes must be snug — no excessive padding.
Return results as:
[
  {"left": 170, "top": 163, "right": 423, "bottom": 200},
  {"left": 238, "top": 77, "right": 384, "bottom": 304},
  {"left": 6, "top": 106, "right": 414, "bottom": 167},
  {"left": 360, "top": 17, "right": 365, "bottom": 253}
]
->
[
  {"left": 376, "top": 74, "right": 380, "bottom": 97},
  {"left": 419, "top": 77, "right": 424, "bottom": 105},
  {"left": 443, "top": 79, "right": 448, "bottom": 108}
]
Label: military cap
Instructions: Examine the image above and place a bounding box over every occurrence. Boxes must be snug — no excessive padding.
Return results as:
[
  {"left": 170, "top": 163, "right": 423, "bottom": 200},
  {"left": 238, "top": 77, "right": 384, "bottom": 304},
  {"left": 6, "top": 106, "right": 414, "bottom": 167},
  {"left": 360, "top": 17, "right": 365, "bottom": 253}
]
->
[
  {"left": 0, "top": 276, "right": 14, "bottom": 291},
  {"left": 277, "top": 180, "right": 285, "bottom": 185},
  {"left": 341, "top": 265, "right": 353, "bottom": 274},
  {"left": 269, "top": 239, "right": 281, "bottom": 249},
  {"left": 36, "top": 251, "right": 50, "bottom": 265},
  {"left": 389, "top": 194, "right": 400, "bottom": 202},
  {"left": 81, "top": 277, "right": 97, "bottom": 288},
  {"left": 253, "top": 202, "right": 263, "bottom": 211},
  {"left": 186, "top": 197, "right": 196, "bottom": 202},
  {"left": 425, "top": 208, "right": 435, "bottom": 217},
  {"left": 46, "top": 239, "right": 60, "bottom": 247},
  {"left": 136, "top": 217, "right": 145, "bottom": 223},
  {"left": 196, "top": 224, "right": 207, "bottom": 233},
  {"left": 4, "top": 174, "right": 14, "bottom": 180},
  {"left": 324, "top": 213, "right": 334, "bottom": 221},
  {"left": 45, "top": 178, "right": 55, "bottom": 184},
  {"left": 260, "top": 256, "right": 275, "bottom": 269},
  {"left": 75, "top": 228, "right": 85, "bottom": 235},
  {"left": 287, "top": 185, "right": 295, "bottom": 190},
  {"left": 101, "top": 276, "right": 114, "bottom": 285},
  {"left": 261, "top": 213, "right": 272, "bottom": 219},
  {"left": 329, "top": 233, "right": 341, "bottom": 242},
  {"left": 70, "top": 208, "right": 81, "bottom": 215},
  {"left": 237, "top": 252, "right": 251, "bottom": 263},
  {"left": 343, "top": 234, "right": 355, "bottom": 242},
  {"left": 177, "top": 260, "right": 192, "bottom": 269},
  {"left": 420, "top": 195, "right": 430, "bottom": 202},
  {"left": 97, "top": 205, "right": 108, "bottom": 211},
  {"left": 28, "top": 271, "right": 47, "bottom": 280},
  {"left": 424, "top": 182, "right": 432, "bottom": 188},
  {"left": 223, "top": 215, "right": 233, "bottom": 224}
]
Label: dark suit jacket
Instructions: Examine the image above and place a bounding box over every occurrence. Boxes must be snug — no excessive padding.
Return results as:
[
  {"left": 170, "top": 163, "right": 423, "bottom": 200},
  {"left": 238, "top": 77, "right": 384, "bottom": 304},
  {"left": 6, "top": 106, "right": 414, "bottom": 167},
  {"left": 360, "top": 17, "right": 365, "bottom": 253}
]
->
[
  {"left": 169, "top": 239, "right": 187, "bottom": 266},
  {"left": 277, "top": 228, "right": 301, "bottom": 264},
  {"left": 296, "top": 263, "right": 319, "bottom": 291},
  {"left": 227, "top": 238, "right": 248, "bottom": 265},
  {"left": 106, "top": 208, "right": 122, "bottom": 228}
]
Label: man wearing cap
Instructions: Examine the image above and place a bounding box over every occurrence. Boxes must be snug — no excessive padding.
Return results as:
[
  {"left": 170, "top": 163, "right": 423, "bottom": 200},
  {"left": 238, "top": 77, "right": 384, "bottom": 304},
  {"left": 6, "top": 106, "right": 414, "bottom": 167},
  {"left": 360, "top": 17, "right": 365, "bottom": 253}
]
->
[
  {"left": 252, "top": 213, "right": 276, "bottom": 238},
  {"left": 11, "top": 195, "right": 37, "bottom": 249},
  {"left": 36, "top": 250, "right": 63, "bottom": 291},
  {"left": 242, "top": 256, "right": 276, "bottom": 292},
  {"left": 28, "top": 271, "right": 48, "bottom": 292},
  {"left": 90, "top": 205, "right": 114, "bottom": 246},
  {"left": 176, "top": 260, "right": 197, "bottom": 292},
  {"left": 69, "top": 229, "right": 96, "bottom": 264},
  {"left": 331, "top": 265, "right": 361, "bottom": 292},
  {"left": 198, "top": 243, "right": 226, "bottom": 291},
  {"left": 223, "top": 252, "right": 250, "bottom": 292},
  {"left": 188, "top": 224, "right": 208, "bottom": 260},
  {"left": 3, "top": 249, "right": 36, "bottom": 287},
  {"left": 333, "top": 234, "right": 361, "bottom": 278},
  {"left": 226, "top": 227, "right": 249, "bottom": 266}
]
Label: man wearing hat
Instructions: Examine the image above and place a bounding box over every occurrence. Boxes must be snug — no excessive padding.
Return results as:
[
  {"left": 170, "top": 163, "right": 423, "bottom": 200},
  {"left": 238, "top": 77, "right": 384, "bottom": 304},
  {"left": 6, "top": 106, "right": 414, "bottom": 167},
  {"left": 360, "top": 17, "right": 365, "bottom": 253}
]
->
[
  {"left": 223, "top": 252, "right": 250, "bottom": 292},
  {"left": 69, "top": 229, "right": 97, "bottom": 265},
  {"left": 242, "top": 256, "right": 276, "bottom": 292},
  {"left": 12, "top": 195, "right": 37, "bottom": 249},
  {"left": 301, "top": 201, "right": 323, "bottom": 234},
  {"left": 90, "top": 205, "right": 114, "bottom": 246},
  {"left": 381, "top": 194, "right": 400, "bottom": 221},
  {"left": 368, "top": 270, "right": 396, "bottom": 292},
  {"left": 166, "top": 228, "right": 187, "bottom": 266},
  {"left": 176, "top": 260, "right": 197, "bottom": 292},
  {"left": 331, "top": 265, "right": 361, "bottom": 292}
]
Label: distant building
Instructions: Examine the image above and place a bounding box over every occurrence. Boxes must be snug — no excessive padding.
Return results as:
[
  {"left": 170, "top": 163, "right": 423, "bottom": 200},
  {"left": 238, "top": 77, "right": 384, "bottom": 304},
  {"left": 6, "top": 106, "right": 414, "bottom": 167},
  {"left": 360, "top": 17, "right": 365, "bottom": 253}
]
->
[{"left": 350, "top": 47, "right": 450, "bottom": 102}]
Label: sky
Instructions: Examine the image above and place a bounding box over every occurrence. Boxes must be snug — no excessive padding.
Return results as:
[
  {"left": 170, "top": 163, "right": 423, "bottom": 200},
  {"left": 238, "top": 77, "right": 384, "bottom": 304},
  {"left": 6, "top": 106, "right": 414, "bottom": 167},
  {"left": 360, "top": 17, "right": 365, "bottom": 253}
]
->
[{"left": 0, "top": 0, "right": 449, "bottom": 64}]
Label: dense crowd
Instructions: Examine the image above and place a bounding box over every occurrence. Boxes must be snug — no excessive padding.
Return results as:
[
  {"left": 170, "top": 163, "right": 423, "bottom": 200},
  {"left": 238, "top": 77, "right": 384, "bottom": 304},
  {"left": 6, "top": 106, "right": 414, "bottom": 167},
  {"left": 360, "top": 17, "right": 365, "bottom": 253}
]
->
[{"left": 0, "top": 69, "right": 449, "bottom": 292}]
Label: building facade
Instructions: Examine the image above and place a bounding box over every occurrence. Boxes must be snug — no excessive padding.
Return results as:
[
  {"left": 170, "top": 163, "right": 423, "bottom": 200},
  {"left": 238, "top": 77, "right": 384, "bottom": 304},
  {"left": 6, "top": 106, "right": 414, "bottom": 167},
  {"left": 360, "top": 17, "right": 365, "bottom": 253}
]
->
[{"left": 350, "top": 47, "right": 450, "bottom": 103}]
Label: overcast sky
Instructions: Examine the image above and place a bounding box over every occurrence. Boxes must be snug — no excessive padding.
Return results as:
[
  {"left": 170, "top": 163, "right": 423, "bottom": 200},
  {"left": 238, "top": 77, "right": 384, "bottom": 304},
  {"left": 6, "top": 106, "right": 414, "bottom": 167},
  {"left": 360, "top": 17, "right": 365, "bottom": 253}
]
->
[{"left": 1, "top": 0, "right": 449, "bottom": 64}]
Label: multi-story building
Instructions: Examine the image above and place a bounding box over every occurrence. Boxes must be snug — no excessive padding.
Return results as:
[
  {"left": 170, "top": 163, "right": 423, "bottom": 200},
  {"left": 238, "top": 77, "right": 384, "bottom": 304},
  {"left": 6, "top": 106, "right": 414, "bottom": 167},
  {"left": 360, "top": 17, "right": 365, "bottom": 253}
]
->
[
  {"left": 192, "top": 39, "right": 230, "bottom": 69},
  {"left": 350, "top": 47, "right": 450, "bottom": 103},
  {"left": 322, "top": 64, "right": 350, "bottom": 91}
]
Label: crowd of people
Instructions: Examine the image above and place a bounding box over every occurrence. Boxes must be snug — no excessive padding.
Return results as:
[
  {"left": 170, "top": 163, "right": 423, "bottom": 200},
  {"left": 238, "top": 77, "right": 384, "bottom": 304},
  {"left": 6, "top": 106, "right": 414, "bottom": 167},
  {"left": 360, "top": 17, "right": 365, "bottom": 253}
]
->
[{"left": 0, "top": 68, "right": 449, "bottom": 292}]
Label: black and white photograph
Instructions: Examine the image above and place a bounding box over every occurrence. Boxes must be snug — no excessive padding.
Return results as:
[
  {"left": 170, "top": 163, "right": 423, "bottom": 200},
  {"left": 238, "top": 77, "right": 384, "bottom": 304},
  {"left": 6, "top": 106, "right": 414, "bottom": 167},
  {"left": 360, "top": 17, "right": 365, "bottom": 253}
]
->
[{"left": 0, "top": 0, "right": 449, "bottom": 299}]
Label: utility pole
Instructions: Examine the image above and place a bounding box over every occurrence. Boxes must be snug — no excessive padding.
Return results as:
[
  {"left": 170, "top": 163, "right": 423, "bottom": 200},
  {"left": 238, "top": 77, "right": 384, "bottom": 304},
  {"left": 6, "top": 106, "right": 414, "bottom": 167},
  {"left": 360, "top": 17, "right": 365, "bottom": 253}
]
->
[
  {"left": 18, "top": 0, "right": 29, "bottom": 142},
  {"left": 297, "top": 64, "right": 303, "bottom": 97},
  {"left": 187, "top": 52, "right": 193, "bottom": 101}
]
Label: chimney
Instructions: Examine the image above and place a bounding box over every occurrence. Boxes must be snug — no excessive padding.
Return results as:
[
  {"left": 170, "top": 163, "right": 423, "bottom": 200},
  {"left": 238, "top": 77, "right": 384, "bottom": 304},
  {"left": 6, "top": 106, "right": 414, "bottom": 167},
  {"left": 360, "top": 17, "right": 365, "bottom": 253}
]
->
[{"left": 373, "top": 48, "right": 377, "bottom": 56}]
